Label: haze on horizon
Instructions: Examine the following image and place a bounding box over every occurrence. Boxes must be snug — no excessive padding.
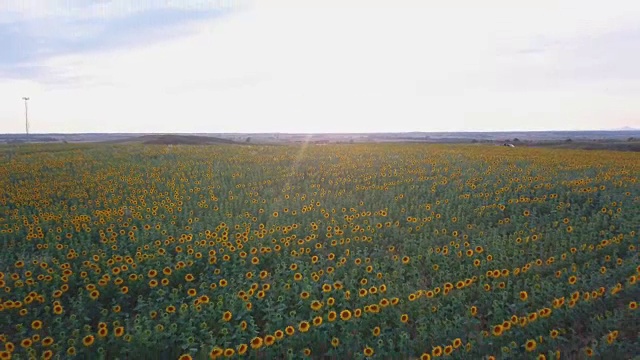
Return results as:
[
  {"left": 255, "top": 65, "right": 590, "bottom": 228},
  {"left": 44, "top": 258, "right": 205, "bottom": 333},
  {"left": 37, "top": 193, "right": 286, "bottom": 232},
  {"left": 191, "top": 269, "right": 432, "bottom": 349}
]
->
[{"left": 1, "top": 0, "right": 639, "bottom": 134}]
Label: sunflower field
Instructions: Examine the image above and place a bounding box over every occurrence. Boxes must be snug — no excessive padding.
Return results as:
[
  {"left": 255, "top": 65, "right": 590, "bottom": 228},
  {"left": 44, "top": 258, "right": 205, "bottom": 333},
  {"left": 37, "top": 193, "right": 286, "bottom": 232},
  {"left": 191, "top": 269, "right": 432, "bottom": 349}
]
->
[{"left": 0, "top": 143, "right": 638, "bottom": 360}]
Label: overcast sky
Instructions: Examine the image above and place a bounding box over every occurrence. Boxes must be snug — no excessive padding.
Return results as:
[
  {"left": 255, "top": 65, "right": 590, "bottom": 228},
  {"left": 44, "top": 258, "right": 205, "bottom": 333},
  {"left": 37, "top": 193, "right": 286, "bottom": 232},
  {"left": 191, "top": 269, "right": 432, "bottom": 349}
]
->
[{"left": 1, "top": 0, "right": 639, "bottom": 133}]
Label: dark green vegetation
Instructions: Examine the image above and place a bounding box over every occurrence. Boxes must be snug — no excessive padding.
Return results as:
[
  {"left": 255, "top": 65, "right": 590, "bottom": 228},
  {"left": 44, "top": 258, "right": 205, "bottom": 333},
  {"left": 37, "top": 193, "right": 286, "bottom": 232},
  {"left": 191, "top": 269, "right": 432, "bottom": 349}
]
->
[
  {"left": 0, "top": 143, "right": 638, "bottom": 360},
  {"left": 103, "top": 135, "right": 239, "bottom": 145}
]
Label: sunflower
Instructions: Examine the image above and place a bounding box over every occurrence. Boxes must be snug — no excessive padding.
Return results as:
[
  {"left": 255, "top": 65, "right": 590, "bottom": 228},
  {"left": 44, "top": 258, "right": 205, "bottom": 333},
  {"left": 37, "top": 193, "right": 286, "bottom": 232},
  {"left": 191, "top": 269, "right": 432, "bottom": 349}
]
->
[
  {"left": 363, "top": 346, "right": 374, "bottom": 357},
  {"left": 331, "top": 337, "right": 340, "bottom": 348},
  {"left": 421, "top": 353, "right": 432, "bottom": 360},
  {"left": 274, "top": 329, "right": 284, "bottom": 340},
  {"left": 31, "top": 320, "right": 43, "bottom": 330},
  {"left": 285, "top": 326, "right": 295, "bottom": 336},
  {"left": 310, "top": 300, "right": 323, "bottom": 311},
  {"left": 432, "top": 346, "right": 443, "bottom": 357},
  {"left": 20, "top": 339, "right": 32, "bottom": 348},
  {"left": 82, "top": 335, "right": 95, "bottom": 347},
  {"left": 570, "top": 291, "right": 580, "bottom": 301},
  {"left": 328, "top": 311, "right": 337, "bottom": 322},
  {"left": 178, "top": 354, "right": 192, "bottom": 360},
  {"left": 110, "top": 326, "right": 124, "bottom": 338},
  {"left": 250, "top": 336, "right": 263, "bottom": 349},
  {"left": 502, "top": 321, "right": 511, "bottom": 331},
  {"left": 492, "top": 325, "right": 503, "bottom": 337},
  {"left": 313, "top": 316, "right": 323, "bottom": 326},
  {"left": 299, "top": 321, "right": 311, "bottom": 333},
  {"left": 443, "top": 345, "right": 453, "bottom": 355},
  {"left": 525, "top": 339, "right": 537, "bottom": 352},
  {"left": 372, "top": 326, "right": 381, "bottom": 336},
  {"left": 42, "top": 336, "right": 54, "bottom": 347},
  {"left": 584, "top": 347, "right": 593, "bottom": 357},
  {"left": 222, "top": 311, "right": 232, "bottom": 322},
  {"left": 452, "top": 338, "right": 462, "bottom": 348},
  {"left": 629, "top": 301, "right": 637, "bottom": 310},
  {"left": 340, "top": 309, "right": 352, "bottom": 321},
  {"left": 400, "top": 314, "right": 409, "bottom": 323},
  {"left": 470, "top": 306, "right": 477, "bottom": 316},
  {"left": 237, "top": 344, "right": 248, "bottom": 355},
  {"left": 519, "top": 291, "right": 528, "bottom": 301},
  {"left": 264, "top": 335, "right": 276, "bottom": 346},
  {"left": 223, "top": 348, "right": 235, "bottom": 357}
]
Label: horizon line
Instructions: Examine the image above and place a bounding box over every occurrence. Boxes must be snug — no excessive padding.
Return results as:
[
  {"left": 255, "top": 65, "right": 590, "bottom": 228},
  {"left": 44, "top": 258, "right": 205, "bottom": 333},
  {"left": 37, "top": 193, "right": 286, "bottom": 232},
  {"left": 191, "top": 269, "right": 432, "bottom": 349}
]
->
[{"left": 1, "top": 129, "right": 639, "bottom": 136}]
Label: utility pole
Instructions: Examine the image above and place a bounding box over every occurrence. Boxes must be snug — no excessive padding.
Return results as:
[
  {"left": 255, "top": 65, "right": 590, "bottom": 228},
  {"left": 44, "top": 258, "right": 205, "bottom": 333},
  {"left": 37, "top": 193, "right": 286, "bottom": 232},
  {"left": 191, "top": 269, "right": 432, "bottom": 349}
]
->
[{"left": 22, "top": 97, "right": 30, "bottom": 141}]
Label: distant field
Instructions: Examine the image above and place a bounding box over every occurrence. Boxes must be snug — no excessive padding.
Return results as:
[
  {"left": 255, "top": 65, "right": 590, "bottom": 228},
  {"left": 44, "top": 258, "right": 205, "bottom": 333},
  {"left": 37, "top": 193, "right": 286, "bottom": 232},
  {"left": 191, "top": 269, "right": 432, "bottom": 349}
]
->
[
  {"left": 2, "top": 130, "right": 639, "bottom": 150},
  {"left": 522, "top": 140, "right": 640, "bottom": 152},
  {"left": 103, "top": 135, "right": 240, "bottom": 145},
  {"left": 0, "top": 143, "right": 638, "bottom": 359}
]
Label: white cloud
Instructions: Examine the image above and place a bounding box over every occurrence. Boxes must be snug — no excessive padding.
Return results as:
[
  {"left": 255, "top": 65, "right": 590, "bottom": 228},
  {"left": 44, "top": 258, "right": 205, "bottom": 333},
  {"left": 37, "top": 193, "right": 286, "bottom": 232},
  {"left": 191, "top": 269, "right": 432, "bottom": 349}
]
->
[
  {"left": 1, "top": 0, "right": 640, "bottom": 133},
  {"left": 0, "top": 0, "right": 250, "bottom": 22}
]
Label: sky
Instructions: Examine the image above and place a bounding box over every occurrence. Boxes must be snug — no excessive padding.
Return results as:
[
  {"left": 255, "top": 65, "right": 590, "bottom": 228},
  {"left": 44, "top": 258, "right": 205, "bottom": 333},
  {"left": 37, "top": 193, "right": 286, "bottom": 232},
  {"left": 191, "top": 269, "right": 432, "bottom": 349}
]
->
[{"left": 1, "top": 0, "right": 639, "bottom": 133}]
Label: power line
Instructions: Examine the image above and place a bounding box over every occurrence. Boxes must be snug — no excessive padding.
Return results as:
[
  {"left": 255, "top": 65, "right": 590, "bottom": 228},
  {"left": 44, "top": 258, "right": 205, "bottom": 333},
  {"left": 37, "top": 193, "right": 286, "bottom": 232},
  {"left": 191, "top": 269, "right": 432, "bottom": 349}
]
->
[{"left": 22, "top": 97, "right": 29, "bottom": 141}]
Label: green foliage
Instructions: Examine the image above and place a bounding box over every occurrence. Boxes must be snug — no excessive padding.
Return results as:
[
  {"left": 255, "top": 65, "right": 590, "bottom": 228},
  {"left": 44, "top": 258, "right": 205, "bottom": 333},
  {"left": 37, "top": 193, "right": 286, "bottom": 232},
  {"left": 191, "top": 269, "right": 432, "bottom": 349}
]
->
[{"left": 0, "top": 143, "right": 638, "bottom": 359}]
